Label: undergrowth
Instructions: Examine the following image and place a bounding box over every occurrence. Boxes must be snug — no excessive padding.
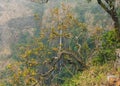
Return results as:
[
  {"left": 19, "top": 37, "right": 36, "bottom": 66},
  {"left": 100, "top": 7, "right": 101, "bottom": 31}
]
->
[{"left": 62, "top": 62, "right": 120, "bottom": 86}]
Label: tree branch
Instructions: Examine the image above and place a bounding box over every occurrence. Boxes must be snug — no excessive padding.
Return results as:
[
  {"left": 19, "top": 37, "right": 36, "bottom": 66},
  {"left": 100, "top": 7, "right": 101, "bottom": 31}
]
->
[
  {"left": 38, "top": 50, "right": 85, "bottom": 77},
  {"left": 97, "top": 0, "right": 111, "bottom": 15}
]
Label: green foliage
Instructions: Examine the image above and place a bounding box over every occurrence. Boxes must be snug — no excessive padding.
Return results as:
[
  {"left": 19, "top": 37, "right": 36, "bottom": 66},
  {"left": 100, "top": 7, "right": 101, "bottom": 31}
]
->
[
  {"left": 117, "top": 8, "right": 120, "bottom": 17},
  {"left": 92, "top": 30, "right": 120, "bottom": 65}
]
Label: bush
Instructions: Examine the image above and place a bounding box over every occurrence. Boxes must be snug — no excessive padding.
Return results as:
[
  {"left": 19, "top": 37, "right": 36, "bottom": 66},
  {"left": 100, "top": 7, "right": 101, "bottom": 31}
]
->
[{"left": 91, "top": 30, "right": 119, "bottom": 65}]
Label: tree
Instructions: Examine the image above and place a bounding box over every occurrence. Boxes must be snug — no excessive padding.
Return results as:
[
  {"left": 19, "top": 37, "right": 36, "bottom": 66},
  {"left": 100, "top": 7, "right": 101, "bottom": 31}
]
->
[
  {"left": 4, "top": 3, "right": 87, "bottom": 86},
  {"left": 95, "top": 0, "right": 120, "bottom": 38},
  {"left": 35, "top": 0, "right": 120, "bottom": 38}
]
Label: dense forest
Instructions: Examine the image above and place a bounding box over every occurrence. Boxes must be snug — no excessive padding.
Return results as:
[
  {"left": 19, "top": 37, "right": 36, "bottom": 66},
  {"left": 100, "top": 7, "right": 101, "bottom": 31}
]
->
[{"left": 0, "top": 0, "right": 120, "bottom": 86}]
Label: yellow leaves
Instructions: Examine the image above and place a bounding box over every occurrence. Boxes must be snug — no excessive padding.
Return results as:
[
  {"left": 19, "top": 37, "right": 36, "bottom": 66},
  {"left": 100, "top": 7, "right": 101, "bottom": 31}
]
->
[
  {"left": 31, "top": 70, "right": 36, "bottom": 76},
  {"left": 29, "top": 59, "right": 38, "bottom": 66},
  {"left": 18, "top": 70, "right": 22, "bottom": 75},
  {"left": 67, "top": 13, "right": 74, "bottom": 20},
  {"left": 77, "top": 22, "right": 86, "bottom": 29},
  {"left": 23, "top": 68, "right": 36, "bottom": 76},
  {"left": 27, "top": 50, "right": 32, "bottom": 55},
  {"left": 34, "top": 51, "right": 39, "bottom": 55},
  {"left": 22, "top": 68, "right": 37, "bottom": 85},
  {"left": 21, "top": 50, "right": 32, "bottom": 58},
  {"left": 52, "top": 8, "right": 59, "bottom": 15},
  {"left": 25, "top": 77, "right": 37, "bottom": 85},
  {"left": 50, "top": 28, "right": 60, "bottom": 39},
  {"left": 51, "top": 28, "right": 59, "bottom": 36},
  {"left": 7, "top": 63, "right": 18, "bottom": 72},
  {"left": 5, "top": 42, "right": 44, "bottom": 86},
  {"left": 7, "top": 64, "right": 12, "bottom": 69},
  {"left": 52, "top": 31, "right": 59, "bottom": 36},
  {"left": 50, "top": 33, "right": 54, "bottom": 39},
  {"left": 21, "top": 54, "right": 27, "bottom": 58},
  {"left": 62, "top": 25, "right": 68, "bottom": 29},
  {"left": 95, "top": 27, "right": 103, "bottom": 34},
  {"left": 52, "top": 47, "right": 58, "bottom": 51},
  {"left": 23, "top": 69, "right": 29, "bottom": 77},
  {"left": 9, "top": 65, "right": 37, "bottom": 85},
  {"left": 48, "top": 51, "right": 52, "bottom": 54},
  {"left": 63, "top": 33, "right": 72, "bottom": 38},
  {"left": 61, "top": 3, "right": 67, "bottom": 11}
]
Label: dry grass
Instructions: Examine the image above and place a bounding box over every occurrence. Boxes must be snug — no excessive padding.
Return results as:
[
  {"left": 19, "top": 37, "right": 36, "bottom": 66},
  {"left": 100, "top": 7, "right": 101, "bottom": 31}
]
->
[{"left": 63, "top": 62, "right": 120, "bottom": 86}]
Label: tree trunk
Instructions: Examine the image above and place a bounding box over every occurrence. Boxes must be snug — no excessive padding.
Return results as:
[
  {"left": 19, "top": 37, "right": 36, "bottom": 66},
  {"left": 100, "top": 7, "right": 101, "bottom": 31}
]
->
[
  {"left": 97, "top": 0, "right": 120, "bottom": 39},
  {"left": 112, "top": 14, "right": 120, "bottom": 38},
  {"left": 110, "top": 9, "right": 120, "bottom": 38}
]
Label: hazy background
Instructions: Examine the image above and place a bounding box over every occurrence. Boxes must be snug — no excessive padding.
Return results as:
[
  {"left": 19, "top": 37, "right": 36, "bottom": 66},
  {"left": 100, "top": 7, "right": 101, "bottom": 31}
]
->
[{"left": 0, "top": 0, "right": 113, "bottom": 70}]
